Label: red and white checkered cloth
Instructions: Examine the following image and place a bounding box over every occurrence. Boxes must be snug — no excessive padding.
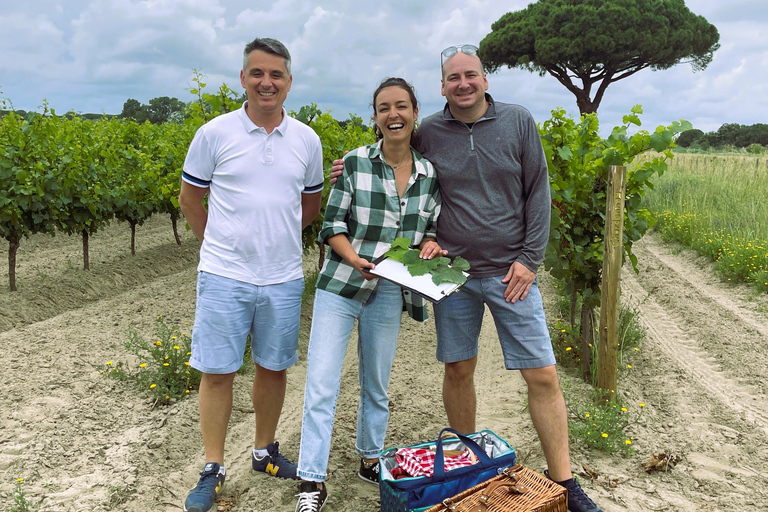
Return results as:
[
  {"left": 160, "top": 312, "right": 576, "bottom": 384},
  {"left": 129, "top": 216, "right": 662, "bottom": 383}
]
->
[{"left": 394, "top": 447, "right": 476, "bottom": 478}]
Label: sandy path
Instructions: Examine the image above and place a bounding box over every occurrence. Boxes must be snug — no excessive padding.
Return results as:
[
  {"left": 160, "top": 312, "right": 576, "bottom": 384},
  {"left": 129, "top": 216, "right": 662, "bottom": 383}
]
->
[{"left": 1, "top": 220, "right": 767, "bottom": 511}]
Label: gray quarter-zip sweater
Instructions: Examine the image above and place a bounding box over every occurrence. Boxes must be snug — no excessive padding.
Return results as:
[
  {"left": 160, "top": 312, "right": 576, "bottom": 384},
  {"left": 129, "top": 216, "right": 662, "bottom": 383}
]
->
[{"left": 415, "top": 94, "right": 550, "bottom": 278}]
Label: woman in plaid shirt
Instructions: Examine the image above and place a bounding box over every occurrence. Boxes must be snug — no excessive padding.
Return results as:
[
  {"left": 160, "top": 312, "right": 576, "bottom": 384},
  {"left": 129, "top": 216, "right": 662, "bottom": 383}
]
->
[{"left": 295, "top": 77, "right": 444, "bottom": 512}]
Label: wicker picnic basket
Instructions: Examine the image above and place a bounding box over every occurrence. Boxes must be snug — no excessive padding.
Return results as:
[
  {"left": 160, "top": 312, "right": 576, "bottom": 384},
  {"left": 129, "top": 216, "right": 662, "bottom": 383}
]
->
[{"left": 424, "top": 465, "right": 567, "bottom": 512}]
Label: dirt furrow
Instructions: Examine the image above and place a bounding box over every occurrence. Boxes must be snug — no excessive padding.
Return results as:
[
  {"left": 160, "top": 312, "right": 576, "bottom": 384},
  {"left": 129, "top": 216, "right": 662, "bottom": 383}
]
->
[{"left": 621, "top": 236, "right": 768, "bottom": 438}]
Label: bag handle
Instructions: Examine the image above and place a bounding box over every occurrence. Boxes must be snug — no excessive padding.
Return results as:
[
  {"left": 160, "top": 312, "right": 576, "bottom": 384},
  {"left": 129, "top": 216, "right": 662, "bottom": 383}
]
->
[{"left": 433, "top": 427, "right": 495, "bottom": 482}]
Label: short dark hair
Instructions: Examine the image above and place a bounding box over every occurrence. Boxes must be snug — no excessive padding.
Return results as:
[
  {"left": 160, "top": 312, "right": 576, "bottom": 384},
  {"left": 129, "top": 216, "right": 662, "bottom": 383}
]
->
[
  {"left": 371, "top": 77, "right": 419, "bottom": 144},
  {"left": 243, "top": 38, "right": 291, "bottom": 74}
]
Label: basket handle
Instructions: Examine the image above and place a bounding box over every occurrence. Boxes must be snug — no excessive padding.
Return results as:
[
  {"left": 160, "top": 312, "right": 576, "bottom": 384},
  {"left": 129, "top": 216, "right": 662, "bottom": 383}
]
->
[
  {"left": 441, "top": 466, "right": 528, "bottom": 512},
  {"left": 433, "top": 428, "right": 495, "bottom": 482}
]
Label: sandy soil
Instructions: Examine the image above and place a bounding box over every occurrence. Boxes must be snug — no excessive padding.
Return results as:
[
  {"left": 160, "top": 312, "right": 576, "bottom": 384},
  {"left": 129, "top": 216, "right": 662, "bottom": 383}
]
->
[{"left": 1, "top": 215, "right": 767, "bottom": 511}]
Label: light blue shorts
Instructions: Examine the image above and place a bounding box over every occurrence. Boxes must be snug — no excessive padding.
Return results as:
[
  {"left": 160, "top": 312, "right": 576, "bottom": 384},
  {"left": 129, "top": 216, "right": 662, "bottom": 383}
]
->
[
  {"left": 189, "top": 271, "right": 304, "bottom": 374},
  {"left": 433, "top": 276, "right": 555, "bottom": 370}
]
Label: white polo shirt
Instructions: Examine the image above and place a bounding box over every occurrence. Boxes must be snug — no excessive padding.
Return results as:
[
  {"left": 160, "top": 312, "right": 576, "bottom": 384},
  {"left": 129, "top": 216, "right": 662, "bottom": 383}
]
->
[{"left": 182, "top": 103, "right": 323, "bottom": 286}]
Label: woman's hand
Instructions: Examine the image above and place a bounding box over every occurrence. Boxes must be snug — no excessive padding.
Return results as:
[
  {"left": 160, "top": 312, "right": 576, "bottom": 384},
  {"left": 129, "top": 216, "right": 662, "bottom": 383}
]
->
[
  {"left": 418, "top": 239, "right": 448, "bottom": 260},
  {"left": 352, "top": 255, "right": 377, "bottom": 280}
]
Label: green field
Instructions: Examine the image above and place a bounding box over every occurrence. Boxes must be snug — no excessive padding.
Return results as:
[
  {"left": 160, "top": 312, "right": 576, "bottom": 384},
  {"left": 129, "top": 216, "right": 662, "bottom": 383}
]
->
[{"left": 638, "top": 152, "right": 768, "bottom": 292}]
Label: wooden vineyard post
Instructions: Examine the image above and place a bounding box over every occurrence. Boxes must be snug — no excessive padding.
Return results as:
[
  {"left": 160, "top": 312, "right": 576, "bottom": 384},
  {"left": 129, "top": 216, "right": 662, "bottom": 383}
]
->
[{"left": 597, "top": 165, "right": 627, "bottom": 399}]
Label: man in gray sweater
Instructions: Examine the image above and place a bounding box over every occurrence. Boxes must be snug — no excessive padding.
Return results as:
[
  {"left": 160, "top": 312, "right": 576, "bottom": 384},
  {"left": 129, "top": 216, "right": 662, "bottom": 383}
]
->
[{"left": 331, "top": 44, "right": 602, "bottom": 512}]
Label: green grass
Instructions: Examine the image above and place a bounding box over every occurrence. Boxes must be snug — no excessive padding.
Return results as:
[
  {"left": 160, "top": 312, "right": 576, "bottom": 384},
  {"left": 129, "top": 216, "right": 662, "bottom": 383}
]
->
[{"left": 637, "top": 152, "right": 768, "bottom": 292}]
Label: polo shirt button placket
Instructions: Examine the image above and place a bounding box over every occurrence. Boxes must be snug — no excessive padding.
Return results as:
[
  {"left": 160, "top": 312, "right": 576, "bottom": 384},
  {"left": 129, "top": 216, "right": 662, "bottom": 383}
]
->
[{"left": 265, "top": 136, "right": 274, "bottom": 164}]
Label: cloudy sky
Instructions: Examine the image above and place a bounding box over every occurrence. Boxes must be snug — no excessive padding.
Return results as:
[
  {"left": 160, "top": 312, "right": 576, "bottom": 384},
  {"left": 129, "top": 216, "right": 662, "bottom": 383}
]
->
[{"left": 1, "top": 0, "right": 766, "bottom": 134}]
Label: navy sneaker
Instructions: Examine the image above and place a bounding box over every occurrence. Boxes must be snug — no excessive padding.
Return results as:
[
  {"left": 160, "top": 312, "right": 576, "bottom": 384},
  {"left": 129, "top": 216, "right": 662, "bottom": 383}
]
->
[
  {"left": 295, "top": 480, "right": 328, "bottom": 512},
  {"left": 183, "top": 462, "right": 225, "bottom": 512},
  {"left": 252, "top": 441, "right": 299, "bottom": 479},
  {"left": 358, "top": 459, "right": 380, "bottom": 485},
  {"left": 545, "top": 470, "right": 604, "bottom": 512}
]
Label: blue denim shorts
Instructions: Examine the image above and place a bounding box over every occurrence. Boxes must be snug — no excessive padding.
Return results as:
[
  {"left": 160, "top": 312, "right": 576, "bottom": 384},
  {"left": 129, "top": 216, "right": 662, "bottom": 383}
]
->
[
  {"left": 433, "top": 276, "right": 555, "bottom": 370},
  {"left": 189, "top": 271, "right": 304, "bottom": 374}
]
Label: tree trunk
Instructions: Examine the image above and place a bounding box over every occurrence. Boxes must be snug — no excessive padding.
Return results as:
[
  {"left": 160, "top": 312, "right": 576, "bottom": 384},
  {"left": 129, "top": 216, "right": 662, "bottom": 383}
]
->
[
  {"left": 130, "top": 221, "right": 137, "bottom": 256},
  {"left": 8, "top": 236, "right": 19, "bottom": 292},
  {"left": 171, "top": 215, "right": 181, "bottom": 245},
  {"left": 317, "top": 242, "right": 325, "bottom": 271},
  {"left": 82, "top": 230, "right": 90, "bottom": 270},
  {"left": 580, "top": 305, "right": 594, "bottom": 383},
  {"left": 575, "top": 90, "right": 598, "bottom": 115}
]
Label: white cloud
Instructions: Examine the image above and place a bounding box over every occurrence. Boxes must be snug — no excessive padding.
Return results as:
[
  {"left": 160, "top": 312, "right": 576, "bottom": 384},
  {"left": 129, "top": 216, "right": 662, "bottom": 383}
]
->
[{"left": 0, "top": 0, "right": 765, "bottom": 137}]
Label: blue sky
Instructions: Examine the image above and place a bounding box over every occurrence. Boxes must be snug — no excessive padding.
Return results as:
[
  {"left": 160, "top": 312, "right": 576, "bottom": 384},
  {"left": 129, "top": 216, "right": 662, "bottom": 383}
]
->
[{"left": 1, "top": 0, "right": 766, "bottom": 134}]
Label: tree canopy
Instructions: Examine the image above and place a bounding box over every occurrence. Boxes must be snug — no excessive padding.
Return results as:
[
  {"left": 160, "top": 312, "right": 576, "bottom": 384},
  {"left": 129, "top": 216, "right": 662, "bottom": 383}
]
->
[
  {"left": 479, "top": 0, "right": 720, "bottom": 114},
  {"left": 120, "top": 96, "right": 186, "bottom": 124}
]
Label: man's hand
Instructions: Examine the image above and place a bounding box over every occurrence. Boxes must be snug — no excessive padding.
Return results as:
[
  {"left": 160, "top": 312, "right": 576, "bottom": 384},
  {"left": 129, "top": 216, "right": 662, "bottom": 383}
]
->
[
  {"left": 352, "top": 256, "right": 377, "bottom": 280},
  {"left": 329, "top": 153, "right": 347, "bottom": 185},
  {"left": 501, "top": 261, "right": 535, "bottom": 303},
  {"left": 418, "top": 239, "right": 448, "bottom": 260}
]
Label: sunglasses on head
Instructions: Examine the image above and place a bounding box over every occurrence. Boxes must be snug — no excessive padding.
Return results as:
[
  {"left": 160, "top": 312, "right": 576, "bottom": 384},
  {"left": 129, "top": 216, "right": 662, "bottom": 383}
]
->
[{"left": 440, "top": 44, "right": 479, "bottom": 66}]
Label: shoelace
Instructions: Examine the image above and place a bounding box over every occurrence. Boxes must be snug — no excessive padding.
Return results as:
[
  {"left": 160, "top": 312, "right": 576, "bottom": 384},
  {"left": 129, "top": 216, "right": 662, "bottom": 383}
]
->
[
  {"left": 295, "top": 490, "right": 322, "bottom": 512},
  {"left": 193, "top": 471, "right": 220, "bottom": 495},
  {"left": 566, "top": 481, "right": 597, "bottom": 507}
]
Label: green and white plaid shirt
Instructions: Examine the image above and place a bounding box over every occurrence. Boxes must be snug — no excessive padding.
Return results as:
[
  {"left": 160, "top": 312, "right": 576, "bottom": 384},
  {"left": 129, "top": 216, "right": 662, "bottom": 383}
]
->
[{"left": 316, "top": 141, "right": 441, "bottom": 322}]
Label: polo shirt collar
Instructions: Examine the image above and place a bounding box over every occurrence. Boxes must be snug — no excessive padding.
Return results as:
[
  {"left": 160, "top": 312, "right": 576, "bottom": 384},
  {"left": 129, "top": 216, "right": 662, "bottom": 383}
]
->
[
  {"left": 238, "top": 102, "right": 290, "bottom": 135},
  {"left": 441, "top": 93, "right": 497, "bottom": 122},
  {"left": 371, "top": 139, "right": 428, "bottom": 178}
]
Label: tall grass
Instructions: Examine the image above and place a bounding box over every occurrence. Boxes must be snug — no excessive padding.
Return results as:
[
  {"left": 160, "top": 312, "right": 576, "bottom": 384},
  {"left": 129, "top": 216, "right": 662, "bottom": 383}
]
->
[{"left": 637, "top": 153, "right": 768, "bottom": 292}]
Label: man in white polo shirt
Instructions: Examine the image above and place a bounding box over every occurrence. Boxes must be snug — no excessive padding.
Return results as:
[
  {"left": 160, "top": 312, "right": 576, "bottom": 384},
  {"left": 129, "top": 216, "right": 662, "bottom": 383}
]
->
[{"left": 179, "top": 37, "right": 323, "bottom": 512}]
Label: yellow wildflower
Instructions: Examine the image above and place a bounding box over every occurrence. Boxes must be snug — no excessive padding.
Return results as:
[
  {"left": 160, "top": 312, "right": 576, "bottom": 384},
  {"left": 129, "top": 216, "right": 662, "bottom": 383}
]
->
[
  {"left": 566, "top": 347, "right": 572, "bottom": 351},
  {"left": 150, "top": 384, "right": 156, "bottom": 389},
  {"left": 640, "top": 403, "right": 645, "bottom": 408},
  {"left": 173, "top": 345, "right": 180, "bottom": 350},
  {"left": 139, "top": 363, "right": 147, "bottom": 368},
  {"left": 601, "top": 433, "right": 608, "bottom": 438},
  {"left": 163, "top": 363, "right": 170, "bottom": 367},
  {"left": 106, "top": 361, "right": 113, "bottom": 365},
  {"left": 625, "top": 440, "right": 632, "bottom": 445}
]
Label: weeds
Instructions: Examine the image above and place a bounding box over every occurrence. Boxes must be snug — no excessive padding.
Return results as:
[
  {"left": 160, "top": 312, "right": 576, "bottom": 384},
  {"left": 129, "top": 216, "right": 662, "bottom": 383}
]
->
[
  {"left": 568, "top": 391, "right": 643, "bottom": 455},
  {"left": 550, "top": 281, "right": 646, "bottom": 381},
  {"left": 107, "top": 484, "right": 136, "bottom": 509},
  {"left": 10, "top": 478, "right": 36, "bottom": 512},
  {"left": 652, "top": 210, "right": 768, "bottom": 292},
  {"left": 103, "top": 316, "right": 200, "bottom": 406}
]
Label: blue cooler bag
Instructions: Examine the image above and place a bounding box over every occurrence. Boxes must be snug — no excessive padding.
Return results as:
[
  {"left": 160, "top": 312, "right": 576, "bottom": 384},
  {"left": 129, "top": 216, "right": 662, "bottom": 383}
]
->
[{"left": 379, "top": 428, "right": 516, "bottom": 512}]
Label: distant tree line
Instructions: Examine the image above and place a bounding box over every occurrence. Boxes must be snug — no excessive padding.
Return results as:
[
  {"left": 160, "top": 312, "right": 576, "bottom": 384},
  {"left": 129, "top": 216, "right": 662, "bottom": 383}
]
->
[{"left": 678, "top": 123, "right": 768, "bottom": 153}]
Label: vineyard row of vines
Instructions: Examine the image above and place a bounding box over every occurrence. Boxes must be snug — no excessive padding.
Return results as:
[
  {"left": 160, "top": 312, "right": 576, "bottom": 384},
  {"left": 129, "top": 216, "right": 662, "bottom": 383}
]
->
[{"left": 0, "top": 78, "right": 374, "bottom": 291}]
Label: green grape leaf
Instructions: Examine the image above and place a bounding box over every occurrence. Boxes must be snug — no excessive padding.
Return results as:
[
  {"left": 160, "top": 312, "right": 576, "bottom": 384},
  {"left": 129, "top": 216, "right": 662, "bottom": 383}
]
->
[
  {"left": 451, "top": 256, "right": 470, "bottom": 271},
  {"left": 384, "top": 237, "right": 412, "bottom": 262},
  {"left": 401, "top": 250, "right": 422, "bottom": 265},
  {"left": 431, "top": 267, "right": 467, "bottom": 285},
  {"left": 408, "top": 259, "right": 434, "bottom": 276}
]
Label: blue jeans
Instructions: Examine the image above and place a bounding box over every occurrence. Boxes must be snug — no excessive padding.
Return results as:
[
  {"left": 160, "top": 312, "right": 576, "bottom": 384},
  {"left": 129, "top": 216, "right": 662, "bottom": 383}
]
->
[{"left": 297, "top": 280, "right": 404, "bottom": 482}]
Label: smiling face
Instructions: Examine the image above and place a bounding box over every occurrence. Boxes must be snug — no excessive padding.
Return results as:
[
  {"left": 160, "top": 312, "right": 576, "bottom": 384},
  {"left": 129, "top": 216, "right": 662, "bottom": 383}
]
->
[
  {"left": 240, "top": 49, "right": 292, "bottom": 122},
  {"left": 441, "top": 52, "right": 489, "bottom": 120},
  {"left": 373, "top": 85, "right": 419, "bottom": 145}
]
